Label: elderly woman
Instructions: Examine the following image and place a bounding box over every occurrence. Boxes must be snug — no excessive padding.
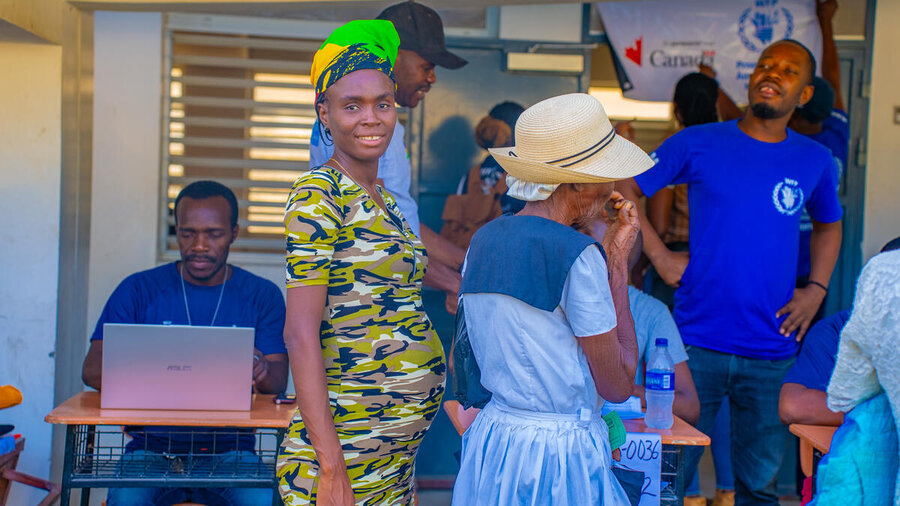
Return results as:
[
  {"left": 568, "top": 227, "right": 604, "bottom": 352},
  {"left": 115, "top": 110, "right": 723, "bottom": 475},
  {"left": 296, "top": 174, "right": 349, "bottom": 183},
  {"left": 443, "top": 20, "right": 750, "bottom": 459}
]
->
[
  {"left": 278, "top": 20, "right": 445, "bottom": 506},
  {"left": 452, "top": 93, "right": 654, "bottom": 505}
]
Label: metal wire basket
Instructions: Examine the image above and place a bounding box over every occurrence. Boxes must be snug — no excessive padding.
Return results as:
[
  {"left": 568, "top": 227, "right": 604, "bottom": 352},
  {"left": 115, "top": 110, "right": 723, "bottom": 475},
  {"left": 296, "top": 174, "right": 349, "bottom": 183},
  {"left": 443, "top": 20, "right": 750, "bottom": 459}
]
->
[
  {"left": 67, "top": 425, "right": 280, "bottom": 488},
  {"left": 659, "top": 443, "right": 685, "bottom": 505}
]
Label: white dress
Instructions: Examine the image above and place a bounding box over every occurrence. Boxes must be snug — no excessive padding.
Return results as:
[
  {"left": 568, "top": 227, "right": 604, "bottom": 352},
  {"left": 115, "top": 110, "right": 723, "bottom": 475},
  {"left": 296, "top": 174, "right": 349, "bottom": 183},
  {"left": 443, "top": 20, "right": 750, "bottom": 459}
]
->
[
  {"left": 452, "top": 246, "right": 630, "bottom": 505},
  {"left": 827, "top": 249, "right": 900, "bottom": 504}
]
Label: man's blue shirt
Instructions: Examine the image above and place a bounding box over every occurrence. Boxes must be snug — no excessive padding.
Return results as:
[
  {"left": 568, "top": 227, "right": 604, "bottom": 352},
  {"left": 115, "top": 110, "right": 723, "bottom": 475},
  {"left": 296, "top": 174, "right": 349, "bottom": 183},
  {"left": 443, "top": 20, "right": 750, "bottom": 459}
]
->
[
  {"left": 635, "top": 120, "right": 843, "bottom": 359},
  {"left": 798, "top": 108, "right": 850, "bottom": 277},
  {"left": 782, "top": 309, "right": 850, "bottom": 391},
  {"left": 808, "top": 109, "right": 850, "bottom": 180},
  {"left": 629, "top": 286, "right": 689, "bottom": 385},
  {"left": 91, "top": 262, "right": 287, "bottom": 452}
]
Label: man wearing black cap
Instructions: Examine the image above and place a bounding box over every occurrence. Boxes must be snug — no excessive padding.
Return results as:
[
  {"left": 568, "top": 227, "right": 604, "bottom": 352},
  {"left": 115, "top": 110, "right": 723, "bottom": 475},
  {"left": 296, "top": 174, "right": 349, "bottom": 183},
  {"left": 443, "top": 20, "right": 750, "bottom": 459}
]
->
[
  {"left": 379, "top": 1, "right": 467, "bottom": 109},
  {"left": 309, "top": 2, "right": 469, "bottom": 312}
]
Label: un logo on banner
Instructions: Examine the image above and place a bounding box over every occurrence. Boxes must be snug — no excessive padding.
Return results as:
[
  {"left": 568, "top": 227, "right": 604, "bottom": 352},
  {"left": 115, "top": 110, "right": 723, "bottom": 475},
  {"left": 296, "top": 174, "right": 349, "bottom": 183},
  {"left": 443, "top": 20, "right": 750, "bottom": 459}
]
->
[
  {"left": 772, "top": 178, "right": 804, "bottom": 216},
  {"left": 739, "top": 0, "right": 795, "bottom": 52}
]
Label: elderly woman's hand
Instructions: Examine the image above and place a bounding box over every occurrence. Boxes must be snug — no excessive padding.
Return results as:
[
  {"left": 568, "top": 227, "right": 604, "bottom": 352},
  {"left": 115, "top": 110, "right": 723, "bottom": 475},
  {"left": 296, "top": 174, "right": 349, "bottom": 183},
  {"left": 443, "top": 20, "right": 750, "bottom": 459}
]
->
[{"left": 600, "top": 191, "right": 640, "bottom": 261}]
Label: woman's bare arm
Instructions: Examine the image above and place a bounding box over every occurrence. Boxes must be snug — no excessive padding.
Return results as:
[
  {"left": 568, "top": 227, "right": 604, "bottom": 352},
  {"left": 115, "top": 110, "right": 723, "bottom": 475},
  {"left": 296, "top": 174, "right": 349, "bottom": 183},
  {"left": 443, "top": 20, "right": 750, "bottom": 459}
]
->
[
  {"left": 578, "top": 194, "right": 640, "bottom": 403},
  {"left": 285, "top": 285, "right": 354, "bottom": 504},
  {"left": 579, "top": 247, "right": 639, "bottom": 403}
]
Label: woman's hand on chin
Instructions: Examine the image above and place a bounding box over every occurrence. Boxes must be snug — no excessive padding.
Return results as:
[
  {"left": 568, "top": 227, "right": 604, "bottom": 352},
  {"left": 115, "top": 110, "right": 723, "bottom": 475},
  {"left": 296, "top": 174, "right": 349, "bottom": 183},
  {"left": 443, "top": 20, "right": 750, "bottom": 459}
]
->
[{"left": 601, "top": 191, "right": 640, "bottom": 259}]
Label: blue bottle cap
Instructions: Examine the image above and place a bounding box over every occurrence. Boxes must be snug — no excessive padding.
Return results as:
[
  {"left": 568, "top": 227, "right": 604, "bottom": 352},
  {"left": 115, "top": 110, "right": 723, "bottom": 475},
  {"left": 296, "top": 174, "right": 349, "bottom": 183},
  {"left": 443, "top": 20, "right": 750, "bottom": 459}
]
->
[{"left": 655, "top": 338, "right": 668, "bottom": 347}]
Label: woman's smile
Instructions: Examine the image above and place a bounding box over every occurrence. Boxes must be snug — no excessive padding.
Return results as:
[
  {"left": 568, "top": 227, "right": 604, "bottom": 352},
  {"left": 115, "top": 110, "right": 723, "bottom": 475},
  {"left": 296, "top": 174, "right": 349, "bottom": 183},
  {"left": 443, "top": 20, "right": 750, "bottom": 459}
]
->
[{"left": 356, "top": 134, "right": 386, "bottom": 145}]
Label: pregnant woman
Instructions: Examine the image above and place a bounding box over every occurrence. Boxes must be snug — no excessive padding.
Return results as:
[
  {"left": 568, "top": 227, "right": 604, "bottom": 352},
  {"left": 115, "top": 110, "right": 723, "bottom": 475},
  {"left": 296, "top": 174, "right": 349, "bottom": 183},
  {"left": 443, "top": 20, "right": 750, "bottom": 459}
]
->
[{"left": 277, "top": 20, "right": 445, "bottom": 506}]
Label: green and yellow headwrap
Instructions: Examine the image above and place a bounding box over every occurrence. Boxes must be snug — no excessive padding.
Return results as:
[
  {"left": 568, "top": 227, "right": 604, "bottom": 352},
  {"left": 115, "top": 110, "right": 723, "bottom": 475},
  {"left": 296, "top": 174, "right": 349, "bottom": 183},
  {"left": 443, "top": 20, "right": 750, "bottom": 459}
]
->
[{"left": 311, "top": 20, "right": 400, "bottom": 103}]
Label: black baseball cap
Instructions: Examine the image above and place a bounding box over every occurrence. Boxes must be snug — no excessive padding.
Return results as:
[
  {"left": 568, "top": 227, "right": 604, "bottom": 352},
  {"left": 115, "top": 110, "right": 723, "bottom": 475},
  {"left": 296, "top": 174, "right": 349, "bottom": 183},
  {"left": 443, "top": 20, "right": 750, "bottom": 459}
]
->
[
  {"left": 797, "top": 76, "right": 835, "bottom": 124},
  {"left": 376, "top": 2, "right": 468, "bottom": 69}
]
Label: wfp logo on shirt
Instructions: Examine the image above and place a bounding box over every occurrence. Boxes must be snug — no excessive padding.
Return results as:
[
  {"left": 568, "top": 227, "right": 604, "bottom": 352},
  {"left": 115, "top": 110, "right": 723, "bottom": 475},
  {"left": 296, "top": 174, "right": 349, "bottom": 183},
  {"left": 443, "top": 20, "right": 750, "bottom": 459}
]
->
[
  {"left": 738, "top": 0, "right": 795, "bottom": 52},
  {"left": 772, "top": 177, "right": 804, "bottom": 215}
]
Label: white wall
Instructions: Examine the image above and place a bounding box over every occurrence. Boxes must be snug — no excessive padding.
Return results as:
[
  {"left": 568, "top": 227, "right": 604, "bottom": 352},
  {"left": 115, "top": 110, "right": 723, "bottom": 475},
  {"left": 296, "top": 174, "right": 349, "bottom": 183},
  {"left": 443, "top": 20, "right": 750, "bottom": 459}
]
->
[
  {"left": 87, "top": 11, "right": 164, "bottom": 335},
  {"left": 862, "top": 1, "right": 900, "bottom": 260},
  {"left": 88, "top": 11, "right": 285, "bottom": 341},
  {"left": 0, "top": 41, "right": 62, "bottom": 505}
]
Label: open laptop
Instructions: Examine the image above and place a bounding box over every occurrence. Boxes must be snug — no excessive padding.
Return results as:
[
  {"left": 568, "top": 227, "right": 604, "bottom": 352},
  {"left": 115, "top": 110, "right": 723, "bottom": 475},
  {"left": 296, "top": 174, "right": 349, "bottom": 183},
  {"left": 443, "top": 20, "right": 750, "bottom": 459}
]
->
[{"left": 101, "top": 324, "right": 254, "bottom": 411}]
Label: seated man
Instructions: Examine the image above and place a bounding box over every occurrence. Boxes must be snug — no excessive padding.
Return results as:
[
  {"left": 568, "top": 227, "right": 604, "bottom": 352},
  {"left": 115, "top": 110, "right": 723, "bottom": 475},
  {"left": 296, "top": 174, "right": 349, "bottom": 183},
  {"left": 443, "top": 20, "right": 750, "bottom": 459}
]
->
[
  {"left": 779, "top": 236, "right": 900, "bottom": 427},
  {"left": 589, "top": 222, "right": 700, "bottom": 424},
  {"left": 778, "top": 310, "right": 850, "bottom": 427},
  {"left": 81, "top": 181, "right": 288, "bottom": 506}
]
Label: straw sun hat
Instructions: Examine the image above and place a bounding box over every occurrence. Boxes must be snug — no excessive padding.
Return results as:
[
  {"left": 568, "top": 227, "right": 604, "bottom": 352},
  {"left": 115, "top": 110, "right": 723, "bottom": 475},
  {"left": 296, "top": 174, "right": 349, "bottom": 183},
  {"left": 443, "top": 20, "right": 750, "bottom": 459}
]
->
[{"left": 489, "top": 93, "right": 654, "bottom": 185}]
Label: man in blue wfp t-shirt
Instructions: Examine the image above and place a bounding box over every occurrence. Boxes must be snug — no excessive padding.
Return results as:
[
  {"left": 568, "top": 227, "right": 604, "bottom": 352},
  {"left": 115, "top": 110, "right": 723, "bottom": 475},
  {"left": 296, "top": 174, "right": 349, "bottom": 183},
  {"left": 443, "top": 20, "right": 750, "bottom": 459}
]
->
[
  {"left": 620, "top": 40, "right": 843, "bottom": 504},
  {"left": 82, "top": 181, "right": 289, "bottom": 506}
]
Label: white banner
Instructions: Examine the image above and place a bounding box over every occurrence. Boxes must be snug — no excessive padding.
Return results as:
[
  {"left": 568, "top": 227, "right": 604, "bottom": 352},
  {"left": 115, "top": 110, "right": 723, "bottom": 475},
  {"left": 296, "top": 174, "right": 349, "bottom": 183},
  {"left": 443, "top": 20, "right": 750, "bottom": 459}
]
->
[{"left": 597, "top": 0, "right": 822, "bottom": 103}]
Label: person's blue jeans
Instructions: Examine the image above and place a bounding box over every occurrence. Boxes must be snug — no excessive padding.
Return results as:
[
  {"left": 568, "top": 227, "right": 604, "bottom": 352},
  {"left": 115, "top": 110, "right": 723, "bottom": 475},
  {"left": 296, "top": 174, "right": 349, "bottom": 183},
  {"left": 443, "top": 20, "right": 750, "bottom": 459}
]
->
[
  {"left": 684, "top": 346, "right": 793, "bottom": 505},
  {"left": 686, "top": 397, "right": 735, "bottom": 495},
  {"left": 106, "top": 450, "right": 273, "bottom": 506}
]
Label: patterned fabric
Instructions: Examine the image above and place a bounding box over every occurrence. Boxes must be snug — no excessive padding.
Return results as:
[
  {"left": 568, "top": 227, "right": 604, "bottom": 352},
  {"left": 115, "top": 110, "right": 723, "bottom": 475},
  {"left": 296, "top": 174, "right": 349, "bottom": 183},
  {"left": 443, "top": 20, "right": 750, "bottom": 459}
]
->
[
  {"left": 811, "top": 393, "right": 899, "bottom": 505},
  {"left": 454, "top": 156, "right": 526, "bottom": 215},
  {"left": 311, "top": 20, "right": 400, "bottom": 102},
  {"left": 278, "top": 166, "right": 446, "bottom": 505},
  {"left": 663, "top": 183, "right": 690, "bottom": 244}
]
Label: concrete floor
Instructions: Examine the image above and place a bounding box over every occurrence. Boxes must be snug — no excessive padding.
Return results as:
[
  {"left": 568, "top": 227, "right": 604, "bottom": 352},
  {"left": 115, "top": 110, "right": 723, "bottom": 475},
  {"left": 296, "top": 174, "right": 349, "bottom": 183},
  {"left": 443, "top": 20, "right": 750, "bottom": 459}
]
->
[
  {"left": 418, "top": 489, "right": 453, "bottom": 506},
  {"left": 418, "top": 490, "right": 802, "bottom": 506},
  {"left": 694, "top": 446, "right": 802, "bottom": 506}
]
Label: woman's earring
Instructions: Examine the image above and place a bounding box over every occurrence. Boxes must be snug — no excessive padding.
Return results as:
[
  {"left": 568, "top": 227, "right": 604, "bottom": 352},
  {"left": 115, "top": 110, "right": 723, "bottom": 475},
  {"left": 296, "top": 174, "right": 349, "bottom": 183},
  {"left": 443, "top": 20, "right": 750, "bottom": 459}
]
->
[{"left": 324, "top": 127, "right": 331, "bottom": 135}]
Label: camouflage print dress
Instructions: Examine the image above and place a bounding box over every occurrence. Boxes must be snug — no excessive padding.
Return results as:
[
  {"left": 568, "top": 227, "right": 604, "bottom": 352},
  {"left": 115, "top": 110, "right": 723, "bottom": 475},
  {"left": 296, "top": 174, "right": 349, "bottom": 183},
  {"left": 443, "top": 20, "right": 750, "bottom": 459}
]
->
[{"left": 278, "top": 166, "right": 446, "bottom": 505}]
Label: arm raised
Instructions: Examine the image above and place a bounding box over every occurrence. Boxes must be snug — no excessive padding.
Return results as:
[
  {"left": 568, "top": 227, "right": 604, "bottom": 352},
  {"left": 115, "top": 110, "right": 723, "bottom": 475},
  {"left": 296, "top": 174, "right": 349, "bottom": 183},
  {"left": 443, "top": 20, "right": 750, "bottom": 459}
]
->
[
  {"left": 578, "top": 194, "right": 640, "bottom": 402},
  {"left": 618, "top": 178, "right": 688, "bottom": 288}
]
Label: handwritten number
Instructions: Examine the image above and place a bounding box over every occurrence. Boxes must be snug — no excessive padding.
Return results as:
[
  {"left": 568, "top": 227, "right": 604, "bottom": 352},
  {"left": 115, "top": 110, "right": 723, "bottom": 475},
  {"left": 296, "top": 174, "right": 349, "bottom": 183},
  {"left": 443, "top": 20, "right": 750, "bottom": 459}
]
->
[{"left": 624, "top": 438, "right": 660, "bottom": 461}]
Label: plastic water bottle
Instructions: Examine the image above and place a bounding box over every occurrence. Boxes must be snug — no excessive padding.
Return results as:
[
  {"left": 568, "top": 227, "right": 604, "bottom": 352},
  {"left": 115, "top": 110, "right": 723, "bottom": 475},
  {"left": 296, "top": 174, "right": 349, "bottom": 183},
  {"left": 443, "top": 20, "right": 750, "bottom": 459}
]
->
[{"left": 645, "top": 338, "right": 675, "bottom": 429}]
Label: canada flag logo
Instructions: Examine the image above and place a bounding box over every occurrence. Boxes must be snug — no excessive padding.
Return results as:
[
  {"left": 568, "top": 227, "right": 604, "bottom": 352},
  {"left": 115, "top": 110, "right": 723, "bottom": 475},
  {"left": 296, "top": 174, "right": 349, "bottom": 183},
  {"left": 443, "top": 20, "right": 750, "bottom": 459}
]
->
[{"left": 625, "top": 37, "right": 642, "bottom": 66}]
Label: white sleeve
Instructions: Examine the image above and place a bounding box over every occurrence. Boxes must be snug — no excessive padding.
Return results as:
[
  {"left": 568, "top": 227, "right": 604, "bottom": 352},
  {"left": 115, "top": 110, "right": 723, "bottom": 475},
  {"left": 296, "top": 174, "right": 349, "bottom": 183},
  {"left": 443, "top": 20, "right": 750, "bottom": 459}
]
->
[
  {"left": 826, "top": 253, "right": 895, "bottom": 412},
  {"left": 560, "top": 245, "right": 617, "bottom": 338}
]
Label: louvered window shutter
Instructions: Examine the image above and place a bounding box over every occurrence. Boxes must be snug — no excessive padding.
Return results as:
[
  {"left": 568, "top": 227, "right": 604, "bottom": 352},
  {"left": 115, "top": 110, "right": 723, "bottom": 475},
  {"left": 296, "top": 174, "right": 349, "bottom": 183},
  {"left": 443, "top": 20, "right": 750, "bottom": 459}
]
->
[{"left": 163, "top": 30, "right": 320, "bottom": 256}]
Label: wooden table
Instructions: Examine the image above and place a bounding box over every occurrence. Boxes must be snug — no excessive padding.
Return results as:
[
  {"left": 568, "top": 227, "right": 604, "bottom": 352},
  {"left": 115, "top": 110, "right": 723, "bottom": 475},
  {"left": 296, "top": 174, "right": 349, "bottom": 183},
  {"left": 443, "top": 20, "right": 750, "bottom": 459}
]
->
[
  {"left": 45, "top": 391, "right": 295, "bottom": 506},
  {"left": 623, "top": 416, "right": 711, "bottom": 446},
  {"left": 443, "top": 401, "right": 709, "bottom": 505},
  {"left": 789, "top": 423, "right": 838, "bottom": 477}
]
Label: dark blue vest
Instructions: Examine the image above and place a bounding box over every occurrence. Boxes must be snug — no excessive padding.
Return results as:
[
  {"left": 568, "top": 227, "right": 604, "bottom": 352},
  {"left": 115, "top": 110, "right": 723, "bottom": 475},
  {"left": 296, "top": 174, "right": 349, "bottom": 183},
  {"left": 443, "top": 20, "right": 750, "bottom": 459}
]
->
[{"left": 460, "top": 215, "right": 605, "bottom": 311}]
